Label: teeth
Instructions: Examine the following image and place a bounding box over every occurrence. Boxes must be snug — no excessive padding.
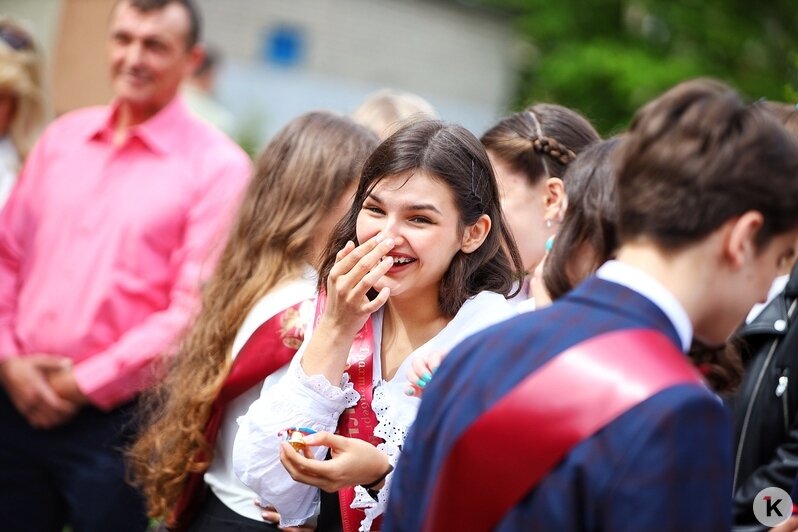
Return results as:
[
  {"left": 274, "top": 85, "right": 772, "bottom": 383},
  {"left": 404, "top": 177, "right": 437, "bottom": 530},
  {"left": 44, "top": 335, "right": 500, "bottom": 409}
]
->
[{"left": 393, "top": 257, "right": 414, "bottom": 264}]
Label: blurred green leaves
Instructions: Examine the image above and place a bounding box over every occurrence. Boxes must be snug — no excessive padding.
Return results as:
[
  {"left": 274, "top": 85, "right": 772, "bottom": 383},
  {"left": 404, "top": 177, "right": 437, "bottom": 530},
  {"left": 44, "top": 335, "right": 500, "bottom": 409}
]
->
[{"left": 478, "top": 0, "right": 798, "bottom": 134}]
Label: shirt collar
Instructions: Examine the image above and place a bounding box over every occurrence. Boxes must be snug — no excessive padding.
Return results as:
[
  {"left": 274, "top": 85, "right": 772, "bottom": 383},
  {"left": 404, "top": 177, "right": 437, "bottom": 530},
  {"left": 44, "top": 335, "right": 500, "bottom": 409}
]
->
[
  {"left": 85, "top": 96, "right": 191, "bottom": 155},
  {"left": 596, "top": 260, "right": 693, "bottom": 352}
]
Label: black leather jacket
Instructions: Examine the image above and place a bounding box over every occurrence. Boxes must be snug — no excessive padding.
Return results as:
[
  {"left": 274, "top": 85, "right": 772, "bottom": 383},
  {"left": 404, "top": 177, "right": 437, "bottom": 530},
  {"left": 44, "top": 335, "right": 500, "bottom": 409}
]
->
[{"left": 729, "top": 263, "right": 798, "bottom": 531}]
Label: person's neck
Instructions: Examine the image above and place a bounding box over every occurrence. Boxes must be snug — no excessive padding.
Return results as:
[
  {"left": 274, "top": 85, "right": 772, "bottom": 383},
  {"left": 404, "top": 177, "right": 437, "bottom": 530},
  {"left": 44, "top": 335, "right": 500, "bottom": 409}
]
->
[
  {"left": 380, "top": 290, "right": 450, "bottom": 380},
  {"left": 384, "top": 293, "right": 448, "bottom": 348},
  {"left": 614, "top": 240, "right": 712, "bottom": 333},
  {"left": 112, "top": 100, "right": 166, "bottom": 146}
]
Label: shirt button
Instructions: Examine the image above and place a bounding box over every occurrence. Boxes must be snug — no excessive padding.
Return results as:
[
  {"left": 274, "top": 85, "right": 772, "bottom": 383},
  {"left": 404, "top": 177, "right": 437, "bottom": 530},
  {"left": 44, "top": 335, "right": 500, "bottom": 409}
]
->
[{"left": 775, "top": 319, "right": 787, "bottom": 332}]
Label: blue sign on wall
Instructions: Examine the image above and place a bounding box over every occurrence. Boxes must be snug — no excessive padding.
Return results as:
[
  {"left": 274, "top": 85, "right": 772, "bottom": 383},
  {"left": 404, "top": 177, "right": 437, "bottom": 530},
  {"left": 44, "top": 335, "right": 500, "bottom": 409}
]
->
[{"left": 261, "top": 24, "right": 305, "bottom": 67}]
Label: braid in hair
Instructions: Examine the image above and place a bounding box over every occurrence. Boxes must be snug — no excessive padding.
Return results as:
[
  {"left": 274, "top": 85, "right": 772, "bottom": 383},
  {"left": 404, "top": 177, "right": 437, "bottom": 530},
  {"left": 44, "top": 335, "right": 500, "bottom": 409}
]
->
[{"left": 526, "top": 111, "right": 577, "bottom": 172}]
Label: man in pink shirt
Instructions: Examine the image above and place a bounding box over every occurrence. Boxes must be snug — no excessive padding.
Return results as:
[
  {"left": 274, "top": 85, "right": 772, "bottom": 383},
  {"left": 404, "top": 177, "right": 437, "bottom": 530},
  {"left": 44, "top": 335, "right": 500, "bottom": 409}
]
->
[{"left": 0, "top": 1, "right": 251, "bottom": 530}]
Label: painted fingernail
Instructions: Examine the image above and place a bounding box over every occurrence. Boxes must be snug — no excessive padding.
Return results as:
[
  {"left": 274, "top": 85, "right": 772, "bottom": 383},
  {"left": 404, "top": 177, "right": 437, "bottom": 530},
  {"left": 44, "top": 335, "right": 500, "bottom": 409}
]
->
[
  {"left": 405, "top": 388, "right": 415, "bottom": 396},
  {"left": 384, "top": 237, "right": 395, "bottom": 247},
  {"left": 422, "top": 372, "right": 432, "bottom": 383},
  {"left": 417, "top": 378, "right": 426, "bottom": 388},
  {"left": 384, "top": 256, "right": 394, "bottom": 266}
]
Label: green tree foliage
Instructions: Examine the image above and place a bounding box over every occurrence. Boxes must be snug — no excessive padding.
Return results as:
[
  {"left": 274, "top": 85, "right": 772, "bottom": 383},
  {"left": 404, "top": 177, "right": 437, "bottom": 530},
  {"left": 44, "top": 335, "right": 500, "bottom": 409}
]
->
[{"left": 476, "top": 0, "right": 798, "bottom": 134}]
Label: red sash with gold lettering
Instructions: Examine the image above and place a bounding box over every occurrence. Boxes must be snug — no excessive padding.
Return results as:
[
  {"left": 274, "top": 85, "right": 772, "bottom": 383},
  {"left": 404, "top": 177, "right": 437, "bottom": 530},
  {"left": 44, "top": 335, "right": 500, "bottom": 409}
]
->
[
  {"left": 314, "top": 295, "right": 384, "bottom": 532},
  {"left": 170, "top": 301, "right": 307, "bottom": 531},
  {"left": 424, "top": 328, "right": 704, "bottom": 532}
]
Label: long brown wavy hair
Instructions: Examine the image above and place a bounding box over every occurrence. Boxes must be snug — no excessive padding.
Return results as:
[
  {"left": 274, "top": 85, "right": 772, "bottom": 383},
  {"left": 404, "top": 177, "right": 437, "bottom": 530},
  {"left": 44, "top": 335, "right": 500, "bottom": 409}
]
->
[{"left": 127, "top": 111, "right": 377, "bottom": 520}]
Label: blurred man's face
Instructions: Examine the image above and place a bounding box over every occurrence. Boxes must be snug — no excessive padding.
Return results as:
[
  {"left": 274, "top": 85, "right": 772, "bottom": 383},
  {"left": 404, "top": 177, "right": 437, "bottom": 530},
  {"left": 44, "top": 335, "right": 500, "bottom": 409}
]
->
[{"left": 108, "top": 1, "right": 198, "bottom": 114}]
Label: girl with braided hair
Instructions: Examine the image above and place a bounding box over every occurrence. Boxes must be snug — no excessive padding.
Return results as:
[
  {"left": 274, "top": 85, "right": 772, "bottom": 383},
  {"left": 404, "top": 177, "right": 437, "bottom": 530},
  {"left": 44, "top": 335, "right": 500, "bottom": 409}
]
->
[{"left": 481, "top": 104, "right": 599, "bottom": 310}]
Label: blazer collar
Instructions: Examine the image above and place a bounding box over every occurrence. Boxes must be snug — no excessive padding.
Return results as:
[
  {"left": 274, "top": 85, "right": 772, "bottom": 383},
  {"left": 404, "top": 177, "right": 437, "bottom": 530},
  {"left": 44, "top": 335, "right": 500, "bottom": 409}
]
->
[{"left": 567, "top": 276, "right": 685, "bottom": 351}]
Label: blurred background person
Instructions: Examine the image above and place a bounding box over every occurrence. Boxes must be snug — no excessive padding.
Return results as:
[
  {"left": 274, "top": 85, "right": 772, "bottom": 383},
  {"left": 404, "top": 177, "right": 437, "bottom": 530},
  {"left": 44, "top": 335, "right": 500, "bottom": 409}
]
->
[
  {"left": 351, "top": 88, "right": 438, "bottom": 140},
  {"left": 0, "top": 16, "right": 48, "bottom": 209},
  {"left": 130, "top": 111, "right": 376, "bottom": 531},
  {"left": 0, "top": 1, "right": 251, "bottom": 530},
  {"left": 182, "top": 44, "right": 236, "bottom": 137},
  {"left": 480, "top": 104, "right": 600, "bottom": 311},
  {"left": 729, "top": 100, "right": 798, "bottom": 531}
]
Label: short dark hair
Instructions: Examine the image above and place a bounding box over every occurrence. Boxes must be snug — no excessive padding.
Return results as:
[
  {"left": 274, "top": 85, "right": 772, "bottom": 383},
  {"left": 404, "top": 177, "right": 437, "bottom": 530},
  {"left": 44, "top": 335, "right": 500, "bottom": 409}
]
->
[
  {"left": 480, "top": 103, "right": 600, "bottom": 185},
  {"left": 318, "top": 120, "right": 525, "bottom": 317},
  {"left": 119, "top": 0, "right": 201, "bottom": 48},
  {"left": 543, "top": 138, "right": 621, "bottom": 300},
  {"left": 616, "top": 78, "right": 798, "bottom": 251}
]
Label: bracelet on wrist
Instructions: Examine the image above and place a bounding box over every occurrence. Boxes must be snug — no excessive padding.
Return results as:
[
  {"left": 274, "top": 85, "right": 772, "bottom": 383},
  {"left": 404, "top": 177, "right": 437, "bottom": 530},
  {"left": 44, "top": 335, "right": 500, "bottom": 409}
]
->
[{"left": 361, "top": 463, "right": 394, "bottom": 491}]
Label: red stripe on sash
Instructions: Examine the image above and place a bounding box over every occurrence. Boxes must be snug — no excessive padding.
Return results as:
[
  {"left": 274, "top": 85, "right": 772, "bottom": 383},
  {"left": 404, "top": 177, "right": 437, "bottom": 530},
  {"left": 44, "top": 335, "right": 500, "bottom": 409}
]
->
[
  {"left": 424, "top": 328, "right": 703, "bottom": 532},
  {"left": 314, "top": 295, "right": 384, "bottom": 532}
]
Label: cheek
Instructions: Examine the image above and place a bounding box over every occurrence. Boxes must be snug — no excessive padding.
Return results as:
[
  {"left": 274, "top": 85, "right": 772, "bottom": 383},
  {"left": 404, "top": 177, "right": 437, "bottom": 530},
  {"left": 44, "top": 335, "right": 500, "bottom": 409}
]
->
[{"left": 355, "top": 213, "right": 379, "bottom": 244}]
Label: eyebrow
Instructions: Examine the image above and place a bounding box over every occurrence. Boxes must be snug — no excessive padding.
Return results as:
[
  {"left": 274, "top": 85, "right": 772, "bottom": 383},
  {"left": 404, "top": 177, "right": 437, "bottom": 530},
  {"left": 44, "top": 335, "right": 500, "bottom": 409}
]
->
[{"left": 367, "top": 192, "right": 443, "bottom": 215}]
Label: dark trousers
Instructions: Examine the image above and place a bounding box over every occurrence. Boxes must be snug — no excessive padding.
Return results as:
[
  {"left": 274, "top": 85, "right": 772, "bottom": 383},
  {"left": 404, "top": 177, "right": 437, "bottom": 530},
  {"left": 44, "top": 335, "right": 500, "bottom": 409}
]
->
[
  {"left": 188, "top": 489, "right": 279, "bottom": 532},
  {"left": 0, "top": 390, "right": 148, "bottom": 532}
]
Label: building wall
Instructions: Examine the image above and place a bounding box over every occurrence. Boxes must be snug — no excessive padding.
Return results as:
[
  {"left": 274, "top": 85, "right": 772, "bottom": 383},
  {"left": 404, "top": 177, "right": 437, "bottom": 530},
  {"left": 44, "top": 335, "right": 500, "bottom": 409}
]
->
[{"left": 1, "top": 0, "right": 517, "bottom": 142}]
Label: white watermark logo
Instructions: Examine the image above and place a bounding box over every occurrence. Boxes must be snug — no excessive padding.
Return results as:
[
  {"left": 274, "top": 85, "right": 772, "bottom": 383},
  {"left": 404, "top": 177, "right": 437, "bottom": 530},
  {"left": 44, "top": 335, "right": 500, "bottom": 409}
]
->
[{"left": 753, "top": 487, "right": 793, "bottom": 527}]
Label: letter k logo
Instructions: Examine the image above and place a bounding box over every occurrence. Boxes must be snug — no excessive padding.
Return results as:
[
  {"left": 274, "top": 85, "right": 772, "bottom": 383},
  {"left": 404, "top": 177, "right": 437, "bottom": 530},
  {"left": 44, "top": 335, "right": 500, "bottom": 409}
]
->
[{"left": 764, "top": 495, "right": 784, "bottom": 517}]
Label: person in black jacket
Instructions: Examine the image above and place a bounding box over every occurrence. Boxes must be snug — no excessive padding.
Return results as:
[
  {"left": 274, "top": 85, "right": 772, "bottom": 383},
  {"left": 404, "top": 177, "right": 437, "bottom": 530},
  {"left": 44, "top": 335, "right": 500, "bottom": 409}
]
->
[{"left": 730, "top": 259, "right": 798, "bottom": 530}]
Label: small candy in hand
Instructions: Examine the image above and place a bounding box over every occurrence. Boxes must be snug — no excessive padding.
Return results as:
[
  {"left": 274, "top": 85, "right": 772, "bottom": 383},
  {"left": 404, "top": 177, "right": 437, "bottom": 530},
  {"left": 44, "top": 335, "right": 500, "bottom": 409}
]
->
[{"left": 280, "top": 427, "right": 317, "bottom": 451}]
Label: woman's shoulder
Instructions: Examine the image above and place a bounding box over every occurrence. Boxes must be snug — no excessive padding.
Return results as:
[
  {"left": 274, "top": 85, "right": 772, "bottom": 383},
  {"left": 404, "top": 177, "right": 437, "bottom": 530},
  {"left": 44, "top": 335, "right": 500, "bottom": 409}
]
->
[
  {"left": 458, "top": 291, "right": 517, "bottom": 320},
  {"left": 439, "top": 291, "right": 518, "bottom": 346},
  {"left": 230, "top": 276, "right": 318, "bottom": 358}
]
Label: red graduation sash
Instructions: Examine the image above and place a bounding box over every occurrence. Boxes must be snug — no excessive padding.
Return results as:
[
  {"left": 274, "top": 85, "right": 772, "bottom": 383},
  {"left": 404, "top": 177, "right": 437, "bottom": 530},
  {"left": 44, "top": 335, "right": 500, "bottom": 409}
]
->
[
  {"left": 170, "top": 301, "right": 307, "bottom": 531},
  {"left": 424, "top": 328, "right": 703, "bottom": 532},
  {"left": 314, "top": 295, "right": 384, "bottom": 532}
]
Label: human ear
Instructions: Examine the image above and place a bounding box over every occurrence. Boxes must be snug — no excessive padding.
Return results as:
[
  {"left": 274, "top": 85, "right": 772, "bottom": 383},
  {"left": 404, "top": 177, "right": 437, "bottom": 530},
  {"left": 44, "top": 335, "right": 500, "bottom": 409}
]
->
[
  {"left": 542, "top": 177, "right": 566, "bottom": 224},
  {"left": 460, "top": 214, "right": 491, "bottom": 254},
  {"left": 184, "top": 44, "right": 204, "bottom": 77},
  {"left": 723, "top": 211, "right": 764, "bottom": 269}
]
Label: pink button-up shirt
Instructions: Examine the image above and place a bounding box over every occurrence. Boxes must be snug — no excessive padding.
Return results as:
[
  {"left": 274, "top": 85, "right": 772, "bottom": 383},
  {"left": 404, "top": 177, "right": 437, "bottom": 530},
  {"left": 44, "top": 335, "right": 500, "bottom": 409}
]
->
[{"left": 0, "top": 97, "right": 251, "bottom": 409}]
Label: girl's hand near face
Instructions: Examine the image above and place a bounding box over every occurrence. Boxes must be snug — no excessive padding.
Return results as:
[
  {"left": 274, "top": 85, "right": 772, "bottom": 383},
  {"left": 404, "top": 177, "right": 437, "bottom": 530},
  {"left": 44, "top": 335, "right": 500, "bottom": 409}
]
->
[
  {"left": 322, "top": 234, "right": 395, "bottom": 338},
  {"left": 300, "top": 235, "right": 395, "bottom": 384}
]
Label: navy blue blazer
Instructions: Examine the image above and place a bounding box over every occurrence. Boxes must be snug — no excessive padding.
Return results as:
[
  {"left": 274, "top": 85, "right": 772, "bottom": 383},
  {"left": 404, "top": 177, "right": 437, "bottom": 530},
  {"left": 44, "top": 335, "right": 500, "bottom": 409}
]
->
[{"left": 384, "top": 276, "right": 732, "bottom": 532}]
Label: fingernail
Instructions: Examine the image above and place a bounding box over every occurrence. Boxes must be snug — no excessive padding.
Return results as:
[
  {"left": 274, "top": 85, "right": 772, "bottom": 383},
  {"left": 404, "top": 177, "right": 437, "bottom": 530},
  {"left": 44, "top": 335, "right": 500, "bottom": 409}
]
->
[
  {"left": 422, "top": 372, "right": 432, "bottom": 383},
  {"left": 384, "top": 256, "right": 394, "bottom": 265},
  {"left": 405, "top": 387, "right": 415, "bottom": 396},
  {"left": 417, "top": 378, "right": 426, "bottom": 388},
  {"left": 385, "top": 237, "right": 394, "bottom": 247},
  {"left": 375, "top": 234, "right": 385, "bottom": 243}
]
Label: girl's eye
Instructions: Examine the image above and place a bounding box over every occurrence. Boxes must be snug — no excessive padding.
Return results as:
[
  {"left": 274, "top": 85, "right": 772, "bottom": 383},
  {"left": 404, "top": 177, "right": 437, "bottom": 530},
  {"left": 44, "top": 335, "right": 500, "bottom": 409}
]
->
[
  {"left": 410, "top": 216, "right": 432, "bottom": 224},
  {"left": 363, "top": 205, "right": 384, "bottom": 214}
]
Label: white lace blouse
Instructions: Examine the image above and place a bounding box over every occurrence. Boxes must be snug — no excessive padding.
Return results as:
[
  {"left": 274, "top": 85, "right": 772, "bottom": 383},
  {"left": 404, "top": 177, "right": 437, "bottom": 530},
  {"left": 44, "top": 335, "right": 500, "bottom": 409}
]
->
[{"left": 233, "top": 291, "right": 516, "bottom": 531}]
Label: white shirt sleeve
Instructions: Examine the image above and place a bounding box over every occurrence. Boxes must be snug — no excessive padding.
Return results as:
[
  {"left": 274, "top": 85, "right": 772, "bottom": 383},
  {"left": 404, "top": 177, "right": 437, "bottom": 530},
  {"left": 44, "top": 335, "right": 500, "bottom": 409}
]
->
[{"left": 232, "top": 342, "right": 359, "bottom": 527}]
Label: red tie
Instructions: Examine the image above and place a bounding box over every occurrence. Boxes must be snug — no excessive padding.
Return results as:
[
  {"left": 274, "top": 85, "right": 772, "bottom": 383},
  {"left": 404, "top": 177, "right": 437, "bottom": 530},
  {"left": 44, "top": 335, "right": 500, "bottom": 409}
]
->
[{"left": 170, "top": 300, "right": 307, "bottom": 530}]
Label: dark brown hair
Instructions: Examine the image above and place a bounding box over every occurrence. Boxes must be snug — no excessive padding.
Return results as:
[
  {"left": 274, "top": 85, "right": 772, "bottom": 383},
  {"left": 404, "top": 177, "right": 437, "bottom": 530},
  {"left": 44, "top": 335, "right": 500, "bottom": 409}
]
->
[
  {"left": 543, "top": 138, "right": 621, "bottom": 300},
  {"left": 128, "top": 112, "right": 377, "bottom": 521},
  {"left": 318, "top": 120, "right": 525, "bottom": 317},
  {"left": 542, "top": 134, "right": 742, "bottom": 393},
  {"left": 480, "top": 103, "right": 600, "bottom": 184},
  {"left": 616, "top": 78, "right": 798, "bottom": 251},
  {"left": 760, "top": 101, "right": 798, "bottom": 137},
  {"left": 117, "top": 0, "right": 201, "bottom": 48}
]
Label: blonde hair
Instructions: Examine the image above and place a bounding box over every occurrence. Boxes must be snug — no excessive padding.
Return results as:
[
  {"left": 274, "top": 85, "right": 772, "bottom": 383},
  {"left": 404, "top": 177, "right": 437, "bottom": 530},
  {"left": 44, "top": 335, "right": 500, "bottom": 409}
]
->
[
  {"left": 352, "top": 88, "right": 438, "bottom": 140},
  {"left": 0, "top": 17, "right": 47, "bottom": 160},
  {"left": 128, "top": 111, "right": 378, "bottom": 522}
]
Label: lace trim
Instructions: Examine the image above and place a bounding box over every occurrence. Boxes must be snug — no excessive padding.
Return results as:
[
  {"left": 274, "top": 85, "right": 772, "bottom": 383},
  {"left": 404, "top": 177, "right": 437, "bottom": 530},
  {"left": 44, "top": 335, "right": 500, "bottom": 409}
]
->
[
  {"left": 348, "top": 385, "right": 409, "bottom": 531},
  {"left": 294, "top": 361, "right": 360, "bottom": 407},
  {"left": 372, "top": 385, "right": 412, "bottom": 450}
]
